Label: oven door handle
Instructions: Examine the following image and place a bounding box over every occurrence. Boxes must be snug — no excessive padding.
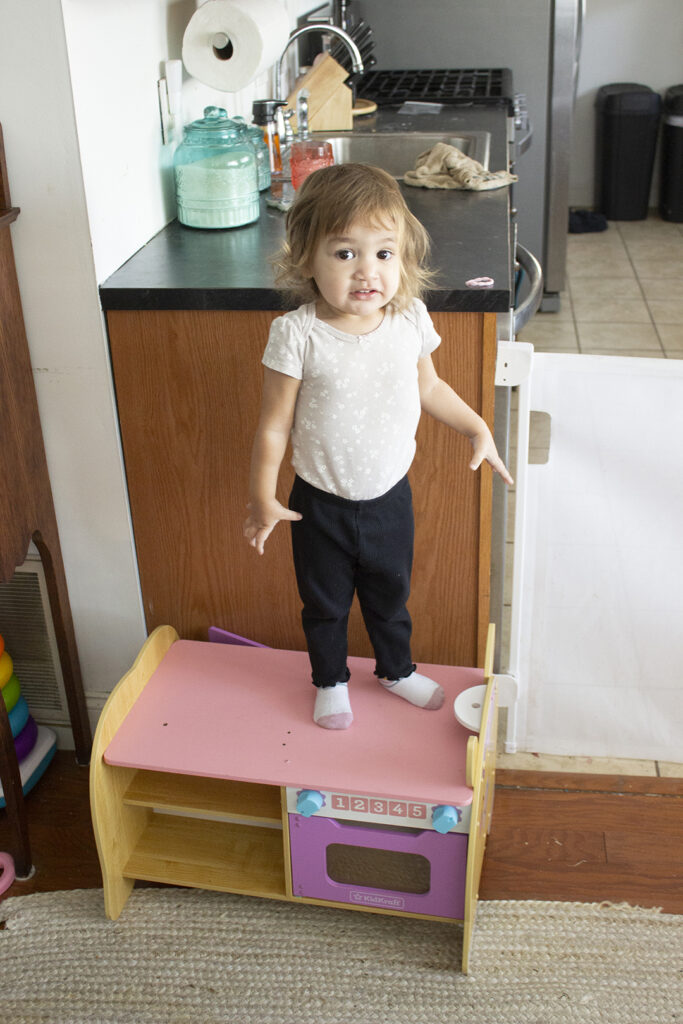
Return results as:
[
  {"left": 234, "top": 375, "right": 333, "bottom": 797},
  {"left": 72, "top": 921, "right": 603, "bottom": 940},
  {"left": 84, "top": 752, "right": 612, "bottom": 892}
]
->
[
  {"left": 513, "top": 243, "right": 543, "bottom": 337},
  {"left": 516, "top": 123, "right": 533, "bottom": 156},
  {"left": 513, "top": 94, "right": 533, "bottom": 157}
]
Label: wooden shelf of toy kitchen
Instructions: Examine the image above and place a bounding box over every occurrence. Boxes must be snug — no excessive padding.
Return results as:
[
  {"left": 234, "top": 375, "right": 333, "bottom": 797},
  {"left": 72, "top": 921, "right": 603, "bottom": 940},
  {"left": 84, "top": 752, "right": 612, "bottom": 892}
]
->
[{"left": 120, "top": 772, "right": 288, "bottom": 897}]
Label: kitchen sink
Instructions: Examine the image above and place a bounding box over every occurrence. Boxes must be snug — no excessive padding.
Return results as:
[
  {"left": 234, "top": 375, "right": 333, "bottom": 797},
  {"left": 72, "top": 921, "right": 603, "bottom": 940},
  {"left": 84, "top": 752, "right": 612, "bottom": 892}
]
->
[{"left": 314, "top": 130, "right": 491, "bottom": 177}]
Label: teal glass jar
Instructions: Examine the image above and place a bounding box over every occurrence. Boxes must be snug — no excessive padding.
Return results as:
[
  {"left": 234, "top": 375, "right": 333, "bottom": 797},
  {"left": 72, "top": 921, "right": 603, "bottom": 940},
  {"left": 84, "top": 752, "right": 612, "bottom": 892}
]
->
[
  {"left": 229, "top": 116, "right": 271, "bottom": 191},
  {"left": 174, "top": 106, "right": 259, "bottom": 229},
  {"left": 245, "top": 124, "right": 271, "bottom": 191}
]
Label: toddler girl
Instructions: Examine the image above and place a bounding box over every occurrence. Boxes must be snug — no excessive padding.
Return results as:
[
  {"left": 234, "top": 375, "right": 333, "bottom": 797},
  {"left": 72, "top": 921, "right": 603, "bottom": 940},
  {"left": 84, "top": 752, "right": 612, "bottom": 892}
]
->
[{"left": 244, "top": 164, "right": 512, "bottom": 730}]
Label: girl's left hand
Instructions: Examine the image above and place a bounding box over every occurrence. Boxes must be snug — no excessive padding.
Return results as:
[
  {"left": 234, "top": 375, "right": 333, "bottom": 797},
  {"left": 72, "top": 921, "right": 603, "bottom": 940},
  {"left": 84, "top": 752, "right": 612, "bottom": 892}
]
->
[{"left": 469, "top": 429, "right": 514, "bottom": 486}]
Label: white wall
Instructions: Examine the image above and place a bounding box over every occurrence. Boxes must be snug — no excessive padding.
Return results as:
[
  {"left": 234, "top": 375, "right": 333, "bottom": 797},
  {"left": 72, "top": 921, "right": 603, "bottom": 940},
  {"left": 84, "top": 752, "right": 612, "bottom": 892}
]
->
[
  {"left": 0, "top": 0, "right": 310, "bottom": 723},
  {"left": 569, "top": 0, "right": 683, "bottom": 207},
  {"left": 0, "top": 0, "right": 147, "bottom": 707}
]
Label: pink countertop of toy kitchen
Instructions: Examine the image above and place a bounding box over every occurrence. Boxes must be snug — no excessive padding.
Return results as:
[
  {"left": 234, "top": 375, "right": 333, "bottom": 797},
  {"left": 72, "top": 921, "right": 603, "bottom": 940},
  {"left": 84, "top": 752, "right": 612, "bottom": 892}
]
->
[{"left": 104, "top": 641, "right": 484, "bottom": 807}]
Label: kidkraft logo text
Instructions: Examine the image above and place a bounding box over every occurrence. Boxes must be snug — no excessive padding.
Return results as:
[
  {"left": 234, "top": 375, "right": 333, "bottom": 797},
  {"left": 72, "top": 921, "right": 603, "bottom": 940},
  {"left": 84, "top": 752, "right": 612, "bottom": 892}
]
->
[{"left": 349, "top": 890, "right": 405, "bottom": 910}]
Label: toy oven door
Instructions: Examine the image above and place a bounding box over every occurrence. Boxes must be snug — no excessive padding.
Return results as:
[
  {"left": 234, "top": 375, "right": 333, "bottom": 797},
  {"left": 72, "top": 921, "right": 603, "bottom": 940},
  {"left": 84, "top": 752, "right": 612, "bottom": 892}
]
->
[{"left": 289, "top": 814, "right": 467, "bottom": 919}]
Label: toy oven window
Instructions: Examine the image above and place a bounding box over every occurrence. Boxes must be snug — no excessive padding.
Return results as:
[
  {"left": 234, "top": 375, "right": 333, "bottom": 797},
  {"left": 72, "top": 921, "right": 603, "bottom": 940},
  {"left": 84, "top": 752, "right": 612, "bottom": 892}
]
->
[{"left": 326, "top": 843, "right": 431, "bottom": 894}]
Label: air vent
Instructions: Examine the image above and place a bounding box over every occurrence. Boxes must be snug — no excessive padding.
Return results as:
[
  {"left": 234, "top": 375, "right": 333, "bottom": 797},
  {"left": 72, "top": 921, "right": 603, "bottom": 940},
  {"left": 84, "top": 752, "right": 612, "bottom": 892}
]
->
[{"left": 0, "top": 556, "right": 69, "bottom": 724}]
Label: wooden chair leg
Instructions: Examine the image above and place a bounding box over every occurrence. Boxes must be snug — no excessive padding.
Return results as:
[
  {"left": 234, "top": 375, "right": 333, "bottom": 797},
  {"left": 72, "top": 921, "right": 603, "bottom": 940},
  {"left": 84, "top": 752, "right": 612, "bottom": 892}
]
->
[
  {"left": 33, "top": 531, "right": 92, "bottom": 765},
  {"left": 0, "top": 695, "right": 32, "bottom": 877}
]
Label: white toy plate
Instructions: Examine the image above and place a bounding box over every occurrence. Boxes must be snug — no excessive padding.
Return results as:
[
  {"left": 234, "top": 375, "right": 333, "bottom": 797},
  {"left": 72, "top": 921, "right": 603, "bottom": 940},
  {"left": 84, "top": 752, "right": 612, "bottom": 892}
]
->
[{"left": 454, "top": 685, "right": 488, "bottom": 732}]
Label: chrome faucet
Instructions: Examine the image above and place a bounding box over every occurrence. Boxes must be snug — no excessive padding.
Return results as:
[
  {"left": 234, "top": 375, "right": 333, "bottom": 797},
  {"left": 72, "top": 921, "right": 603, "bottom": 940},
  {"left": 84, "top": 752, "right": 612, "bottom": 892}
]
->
[
  {"left": 296, "top": 90, "right": 311, "bottom": 140},
  {"left": 274, "top": 25, "right": 364, "bottom": 102}
]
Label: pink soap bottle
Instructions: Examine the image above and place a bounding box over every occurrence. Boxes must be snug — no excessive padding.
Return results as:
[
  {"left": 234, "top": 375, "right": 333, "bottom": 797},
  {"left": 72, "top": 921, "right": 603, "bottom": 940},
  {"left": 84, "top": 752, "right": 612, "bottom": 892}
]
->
[{"left": 289, "top": 90, "right": 334, "bottom": 190}]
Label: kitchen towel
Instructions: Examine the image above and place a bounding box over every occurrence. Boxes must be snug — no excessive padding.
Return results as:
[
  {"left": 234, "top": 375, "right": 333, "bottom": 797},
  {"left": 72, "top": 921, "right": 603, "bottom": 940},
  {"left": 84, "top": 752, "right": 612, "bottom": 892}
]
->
[
  {"left": 182, "top": 0, "right": 290, "bottom": 93},
  {"left": 404, "top": 142, "right": 517, "bottom": 191}
]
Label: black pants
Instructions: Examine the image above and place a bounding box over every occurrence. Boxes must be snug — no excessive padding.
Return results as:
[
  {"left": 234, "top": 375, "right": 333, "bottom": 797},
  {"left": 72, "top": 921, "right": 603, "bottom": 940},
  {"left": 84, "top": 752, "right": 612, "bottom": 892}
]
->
[{"left": 289, "top": 475, "right": 415, "bottom": 687}]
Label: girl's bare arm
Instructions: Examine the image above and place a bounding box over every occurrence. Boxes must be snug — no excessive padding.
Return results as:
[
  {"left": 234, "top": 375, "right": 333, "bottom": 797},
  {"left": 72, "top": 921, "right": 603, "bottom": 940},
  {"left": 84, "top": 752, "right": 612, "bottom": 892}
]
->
[
  {"left": 418, "top": 355, "right": 513, "bottom": 485},
  {"left": 243, "top": 368, "right": 303, "bottom": 554}
]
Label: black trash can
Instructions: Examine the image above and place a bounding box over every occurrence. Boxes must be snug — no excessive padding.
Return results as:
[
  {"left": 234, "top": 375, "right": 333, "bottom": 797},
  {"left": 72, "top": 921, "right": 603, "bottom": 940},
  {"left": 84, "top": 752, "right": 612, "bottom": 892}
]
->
[
  {"left": 595, "top": 83, "right": 661, "bottom": 220},
  {"left": 660, "top": 84, "right": 683, "bottom": 222}
]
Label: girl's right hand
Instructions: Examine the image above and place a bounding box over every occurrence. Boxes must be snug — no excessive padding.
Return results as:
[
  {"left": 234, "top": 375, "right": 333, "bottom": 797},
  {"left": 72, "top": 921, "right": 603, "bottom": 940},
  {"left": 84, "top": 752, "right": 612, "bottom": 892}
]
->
[{"left": 243, "top": 500, "right": 302, "bottom": 556}]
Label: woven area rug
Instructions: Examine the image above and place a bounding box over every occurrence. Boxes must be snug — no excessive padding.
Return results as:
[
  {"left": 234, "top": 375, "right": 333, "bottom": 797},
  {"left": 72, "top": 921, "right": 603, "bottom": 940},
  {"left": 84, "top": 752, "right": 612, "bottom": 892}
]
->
[{"left": 1, "top": 889, "right": 681, "bottom": 1024}]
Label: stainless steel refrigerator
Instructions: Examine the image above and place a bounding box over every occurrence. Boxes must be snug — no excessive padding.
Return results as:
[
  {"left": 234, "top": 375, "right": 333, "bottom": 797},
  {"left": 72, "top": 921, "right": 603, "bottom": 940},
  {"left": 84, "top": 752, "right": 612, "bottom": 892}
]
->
[{"left": 356, "top": 0, "right": 584, "bottom": 311}]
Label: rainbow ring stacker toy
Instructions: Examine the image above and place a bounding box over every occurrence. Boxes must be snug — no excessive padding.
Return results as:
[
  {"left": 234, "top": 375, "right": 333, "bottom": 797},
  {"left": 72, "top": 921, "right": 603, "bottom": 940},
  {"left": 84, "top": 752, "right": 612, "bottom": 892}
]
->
[
  {"left": 0, "top": 851, "right": 15, "bottom": 896},
  {"left": 2, "top": 671, "right": 22, "bottom": 714},
  {"left": 0, "top": 634, "right": 58, "bottom": 810},
  {"left": 0, "top": 645, "right": 14, "bottom": 688}
]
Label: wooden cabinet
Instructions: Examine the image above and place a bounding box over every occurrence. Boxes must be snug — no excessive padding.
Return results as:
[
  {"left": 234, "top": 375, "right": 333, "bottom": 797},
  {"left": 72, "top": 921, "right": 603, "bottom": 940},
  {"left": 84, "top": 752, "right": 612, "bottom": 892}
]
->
[{"left": 105, "top": 307, "right": 496, "bottom": 668}]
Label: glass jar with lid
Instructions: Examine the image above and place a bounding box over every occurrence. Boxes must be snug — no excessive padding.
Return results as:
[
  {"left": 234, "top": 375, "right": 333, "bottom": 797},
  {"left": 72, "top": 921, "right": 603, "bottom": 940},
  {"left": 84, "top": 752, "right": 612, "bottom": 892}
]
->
[
  {"left": 229, "top": 116, "right": 271, "bottom": 191},
  {"left": 245, "top": 124, "right": 271, "bottom": 191},
  {"left": 174, "top": 106, "right": 259, "bottom": 229}
]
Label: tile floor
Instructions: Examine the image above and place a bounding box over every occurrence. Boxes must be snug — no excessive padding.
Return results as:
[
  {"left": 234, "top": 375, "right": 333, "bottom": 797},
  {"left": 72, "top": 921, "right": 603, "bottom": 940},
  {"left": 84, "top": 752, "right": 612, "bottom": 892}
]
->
[
  {"left": 499, "top": 212, "right": 683, "bottom": 778},
  {"left": 517, "top": 212, "right": 683, "bottom": 358}
]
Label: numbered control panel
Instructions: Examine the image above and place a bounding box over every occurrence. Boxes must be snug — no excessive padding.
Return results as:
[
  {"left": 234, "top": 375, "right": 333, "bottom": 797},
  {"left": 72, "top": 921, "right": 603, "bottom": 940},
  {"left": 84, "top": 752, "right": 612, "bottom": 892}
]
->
[{"left": 286, "top": 787, "right": 471, "bottom": 834}]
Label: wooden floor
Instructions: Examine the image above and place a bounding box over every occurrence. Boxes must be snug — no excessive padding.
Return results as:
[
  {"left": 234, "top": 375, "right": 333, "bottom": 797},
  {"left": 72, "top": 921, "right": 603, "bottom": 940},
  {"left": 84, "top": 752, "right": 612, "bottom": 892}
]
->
[{"left": 1, "top": 753, "right": 682, "bottom": 913}]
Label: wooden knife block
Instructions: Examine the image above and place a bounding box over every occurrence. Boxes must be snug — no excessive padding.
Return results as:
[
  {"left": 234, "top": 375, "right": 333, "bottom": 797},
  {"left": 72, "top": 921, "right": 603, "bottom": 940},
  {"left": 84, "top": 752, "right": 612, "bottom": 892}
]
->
[{"left": 286, "top": 53, "right": 353, "bottom": 132}]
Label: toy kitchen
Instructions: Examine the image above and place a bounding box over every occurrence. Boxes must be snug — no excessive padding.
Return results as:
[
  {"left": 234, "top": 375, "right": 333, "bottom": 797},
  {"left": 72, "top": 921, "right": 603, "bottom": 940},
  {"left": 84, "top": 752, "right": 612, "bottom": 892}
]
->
[{"left": 91, "top": 628, "right": 498, "bottom": 974}]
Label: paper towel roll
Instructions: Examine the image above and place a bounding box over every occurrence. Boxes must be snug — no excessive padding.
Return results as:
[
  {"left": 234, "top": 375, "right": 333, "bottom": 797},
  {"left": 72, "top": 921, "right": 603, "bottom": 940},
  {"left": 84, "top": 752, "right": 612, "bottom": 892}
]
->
[{"left": 182, "top": 0, "right": 290, "bottom": 92}]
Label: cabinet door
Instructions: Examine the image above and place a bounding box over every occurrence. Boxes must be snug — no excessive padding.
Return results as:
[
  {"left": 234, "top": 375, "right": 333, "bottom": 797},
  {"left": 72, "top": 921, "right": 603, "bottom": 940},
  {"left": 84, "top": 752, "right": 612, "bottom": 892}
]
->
[
  {"left": 413, "top": 311, "right": 495, "bottom": 669},
  {"left": 107, "top": 308, "right": 494, "bottom": 667}
]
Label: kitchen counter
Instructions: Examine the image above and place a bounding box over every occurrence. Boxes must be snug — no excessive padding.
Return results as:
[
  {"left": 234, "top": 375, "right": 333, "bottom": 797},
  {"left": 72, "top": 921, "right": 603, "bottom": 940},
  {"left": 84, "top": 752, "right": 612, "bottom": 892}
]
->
[{"left": 99, "top": 106, "right": 512, "bottom": 314}]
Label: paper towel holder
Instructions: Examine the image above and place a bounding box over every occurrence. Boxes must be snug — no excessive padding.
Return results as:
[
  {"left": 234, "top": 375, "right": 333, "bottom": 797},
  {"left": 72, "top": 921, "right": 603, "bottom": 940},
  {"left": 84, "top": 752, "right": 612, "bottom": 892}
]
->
[{"left": 274, "top": 25, "right": 363, "bottom": 101}]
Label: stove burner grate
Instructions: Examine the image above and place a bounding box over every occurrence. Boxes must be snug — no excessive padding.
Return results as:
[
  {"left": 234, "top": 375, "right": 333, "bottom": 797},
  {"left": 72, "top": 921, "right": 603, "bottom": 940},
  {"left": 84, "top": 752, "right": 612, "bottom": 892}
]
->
[{"left": 355, "top": 68, "right": 514, "bottom": 111}]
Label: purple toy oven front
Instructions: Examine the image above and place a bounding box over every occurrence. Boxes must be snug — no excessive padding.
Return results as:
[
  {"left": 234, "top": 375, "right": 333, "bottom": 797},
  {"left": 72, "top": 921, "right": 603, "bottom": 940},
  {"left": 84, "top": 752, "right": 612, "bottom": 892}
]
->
[{"left": 289, "top": 814, "right": 467, "bottom": 919}]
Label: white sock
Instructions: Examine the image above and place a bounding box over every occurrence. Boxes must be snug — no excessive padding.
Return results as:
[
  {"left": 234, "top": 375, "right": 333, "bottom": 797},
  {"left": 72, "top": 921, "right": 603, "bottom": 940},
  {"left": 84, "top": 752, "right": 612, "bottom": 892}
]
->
[
  {"left": 314, "top": 682, "right": 353, "bottom": 729},
  {"left": 380, "top": 671, "right": 444, "bottom": 710}
]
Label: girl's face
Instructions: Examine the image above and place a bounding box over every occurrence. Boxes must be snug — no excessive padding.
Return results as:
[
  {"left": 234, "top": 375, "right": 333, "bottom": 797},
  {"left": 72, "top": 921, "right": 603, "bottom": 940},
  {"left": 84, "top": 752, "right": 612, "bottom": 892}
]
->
[{"left": 308, "top": 219, "right": 402, "bottom": 330}]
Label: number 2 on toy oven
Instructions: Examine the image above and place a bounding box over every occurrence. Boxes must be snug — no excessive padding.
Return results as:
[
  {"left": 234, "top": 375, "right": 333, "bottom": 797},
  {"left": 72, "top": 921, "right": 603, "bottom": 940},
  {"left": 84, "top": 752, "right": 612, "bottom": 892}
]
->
[{"left": 352, "top": 797, "right": 368, "bottom": 813}]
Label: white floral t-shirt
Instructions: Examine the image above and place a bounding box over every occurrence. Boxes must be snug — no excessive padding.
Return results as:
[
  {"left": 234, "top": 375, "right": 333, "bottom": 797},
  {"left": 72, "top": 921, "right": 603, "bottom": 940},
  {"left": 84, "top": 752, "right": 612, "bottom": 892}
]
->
[{"left": 262, "top": 299, "right": 441, "bottom": 500}]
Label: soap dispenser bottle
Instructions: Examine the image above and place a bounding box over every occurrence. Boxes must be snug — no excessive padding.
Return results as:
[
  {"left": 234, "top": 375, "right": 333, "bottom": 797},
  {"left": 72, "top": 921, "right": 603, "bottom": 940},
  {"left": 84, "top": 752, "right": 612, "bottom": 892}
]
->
[
  {"left": 251, "top": 99, "right": 287, "bottom": 175},
  {"left": 289, "top": 90, "right": 334, "bottom": 190}
]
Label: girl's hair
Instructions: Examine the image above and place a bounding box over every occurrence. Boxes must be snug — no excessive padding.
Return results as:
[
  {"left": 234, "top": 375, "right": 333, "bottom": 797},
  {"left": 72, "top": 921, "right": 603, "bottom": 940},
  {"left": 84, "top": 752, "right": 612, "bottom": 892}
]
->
[{"left": 272, "top": 163, "right": 436, "bottom": 310}]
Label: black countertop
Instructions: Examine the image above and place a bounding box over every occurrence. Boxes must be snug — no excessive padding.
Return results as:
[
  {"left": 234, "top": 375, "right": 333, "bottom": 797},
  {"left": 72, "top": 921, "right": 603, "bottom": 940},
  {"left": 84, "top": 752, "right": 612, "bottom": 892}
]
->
[{"left": 100, "top": 106, "right": 513, "bottom": 314}]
